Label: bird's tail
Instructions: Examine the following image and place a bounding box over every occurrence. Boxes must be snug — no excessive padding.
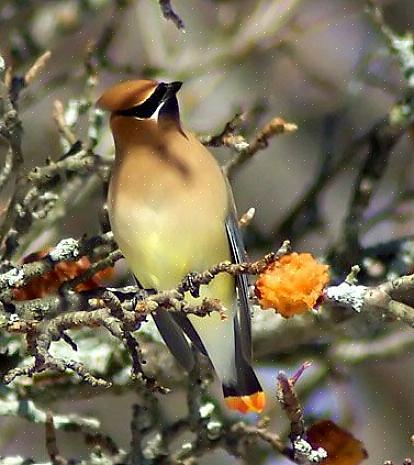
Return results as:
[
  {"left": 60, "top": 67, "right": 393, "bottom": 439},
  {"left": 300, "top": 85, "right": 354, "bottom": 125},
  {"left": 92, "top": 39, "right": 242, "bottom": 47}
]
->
[
  {"left": 222, "top": 360, "right": 265, "bottom": 413},
  {"left": 222, "top": 332, "right": 265, "bottom": 414}
]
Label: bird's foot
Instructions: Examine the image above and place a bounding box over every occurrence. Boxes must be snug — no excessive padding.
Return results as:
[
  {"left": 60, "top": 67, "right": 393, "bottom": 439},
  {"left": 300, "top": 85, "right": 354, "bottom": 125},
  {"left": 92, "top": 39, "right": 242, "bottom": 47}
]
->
[
  {"left": 183, "top": 272, "right": 200, "bottom": 298},
  {"left": 132, "top": 287, "right": 157, "bottom": 309}
]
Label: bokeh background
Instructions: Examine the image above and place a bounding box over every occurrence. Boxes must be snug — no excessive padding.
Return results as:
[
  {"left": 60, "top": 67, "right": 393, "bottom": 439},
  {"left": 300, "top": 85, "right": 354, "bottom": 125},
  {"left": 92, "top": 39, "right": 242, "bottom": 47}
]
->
[{"left": 0, "top": 0, "right": 414, "bottom": 463}]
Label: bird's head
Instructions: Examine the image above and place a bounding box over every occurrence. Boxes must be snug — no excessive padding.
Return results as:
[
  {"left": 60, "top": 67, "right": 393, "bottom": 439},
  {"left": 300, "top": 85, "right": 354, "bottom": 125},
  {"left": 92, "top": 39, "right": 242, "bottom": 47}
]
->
[{"left": 96, "top": 79, "right": 183, "bottom": 121}]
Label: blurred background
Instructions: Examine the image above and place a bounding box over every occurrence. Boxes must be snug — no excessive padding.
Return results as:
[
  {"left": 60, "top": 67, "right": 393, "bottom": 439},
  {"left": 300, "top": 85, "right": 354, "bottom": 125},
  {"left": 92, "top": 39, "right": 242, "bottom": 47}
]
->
[{"left": 0, "top": 0, "right": 414, "bottom": 463}]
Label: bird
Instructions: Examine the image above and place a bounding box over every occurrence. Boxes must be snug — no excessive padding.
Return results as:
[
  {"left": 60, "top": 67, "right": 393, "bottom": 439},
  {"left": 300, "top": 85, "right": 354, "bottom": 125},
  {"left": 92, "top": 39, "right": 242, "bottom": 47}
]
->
[{"left": 96, "top": 79, "right": 265, "bottom": 413}]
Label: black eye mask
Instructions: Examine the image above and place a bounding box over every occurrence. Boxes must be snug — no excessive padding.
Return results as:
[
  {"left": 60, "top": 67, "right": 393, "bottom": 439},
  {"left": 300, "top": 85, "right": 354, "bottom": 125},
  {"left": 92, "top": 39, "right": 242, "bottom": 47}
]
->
[{"left": 115, "top": 83, "right": 168, "bottom": 118}]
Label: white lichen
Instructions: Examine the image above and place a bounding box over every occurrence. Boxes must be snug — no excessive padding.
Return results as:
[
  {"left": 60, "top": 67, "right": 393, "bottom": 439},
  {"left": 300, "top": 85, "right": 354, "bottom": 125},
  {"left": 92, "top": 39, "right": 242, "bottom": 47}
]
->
[
  {"left": 206, "top": 420, "right": 222, "bottom": 440},
  {"left": 199, "top": 402, "right": 215, "bottom": 418},
  {"left": 293, "top": 437, "right": 328, "bottom": 464},
  {"left": 180, "top": 442, "right": 193, "bottom": 453},
  {"left": 9, "top": 313, "right": 20, "bottom": 323},
  {"left": 234, "top": 138, "right": 250, "bottom": 152},
  {"left": 391, "top": 33, "right": 414, "bottom": 88},
  {"left": 142, "top": 433, "right": 165, "bottom": 460},
  {"left": 324, "top": 282, "right": 368, "bottom": 313},
  {"left": 3, "top": 268, "right": 25, "bottom": 287},
  {"left": 0, "top": 54, "right": 5, "bottom": 75},
  {"left": 0, "top": 457, "right": 50, "bottom": 465},
  {"left": 64, "top": 99, "right": 81, "bottom": 128},
  {"left": 88, "top": 109, "right": 104, "bottom": 145},
  {"left": 49, "top": 238, "right": 79, "bottom": 262}
]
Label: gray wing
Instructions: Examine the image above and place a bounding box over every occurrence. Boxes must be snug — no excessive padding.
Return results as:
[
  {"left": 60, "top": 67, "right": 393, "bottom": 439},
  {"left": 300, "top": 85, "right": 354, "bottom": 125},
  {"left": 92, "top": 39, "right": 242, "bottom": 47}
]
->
[
  {"left": 134, "top": 275, "right": 198, "bottom": 371},
  {"left": 152, "top": 309, "right": 196, "bottom": 371},
  {"left": 171, "top": 313, "right": 208, "bottom": 356},
  {"left": 225, "top": 189, "right": 252, "bottom": 362}
]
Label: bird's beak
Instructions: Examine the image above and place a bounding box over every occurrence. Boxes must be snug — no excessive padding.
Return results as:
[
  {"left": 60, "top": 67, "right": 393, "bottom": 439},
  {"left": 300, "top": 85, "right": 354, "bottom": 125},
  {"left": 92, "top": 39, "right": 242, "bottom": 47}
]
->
[{"left": 164, "top": 81, "right": 183, "bottom": 100}]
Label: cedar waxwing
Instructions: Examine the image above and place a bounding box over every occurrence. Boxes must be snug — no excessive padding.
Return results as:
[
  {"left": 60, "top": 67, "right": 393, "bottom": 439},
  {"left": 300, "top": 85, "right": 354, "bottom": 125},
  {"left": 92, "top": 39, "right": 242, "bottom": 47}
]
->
[{"left": 96, "top": 79, "right": 265, "bottom": 413}]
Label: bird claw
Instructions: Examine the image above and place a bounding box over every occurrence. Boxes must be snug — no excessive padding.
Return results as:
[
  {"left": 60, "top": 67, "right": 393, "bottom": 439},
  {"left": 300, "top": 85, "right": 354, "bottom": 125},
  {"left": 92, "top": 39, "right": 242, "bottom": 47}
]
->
[
  {"left": 132, "top": 287, "right": 157, "bottom": 309},
  {"left": 185, "top": 272, "right": 200, "bottom": 298}
]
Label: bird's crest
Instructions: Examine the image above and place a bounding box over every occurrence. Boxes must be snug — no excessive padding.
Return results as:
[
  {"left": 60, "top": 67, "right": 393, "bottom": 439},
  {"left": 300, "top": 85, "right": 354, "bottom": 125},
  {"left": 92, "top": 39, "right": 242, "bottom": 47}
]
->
[{"left": 96, "top": 80, "right": 158, "bottom": 112}]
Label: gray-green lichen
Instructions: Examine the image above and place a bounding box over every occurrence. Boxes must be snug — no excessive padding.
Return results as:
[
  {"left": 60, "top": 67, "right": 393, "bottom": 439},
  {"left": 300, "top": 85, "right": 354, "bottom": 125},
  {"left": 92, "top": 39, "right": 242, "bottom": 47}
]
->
[
  {"left": 324, "top": 282, "right": 368, "bottom": 313},
  {"left": 49, "top": 237, "right": 80, "bottom": 262}
]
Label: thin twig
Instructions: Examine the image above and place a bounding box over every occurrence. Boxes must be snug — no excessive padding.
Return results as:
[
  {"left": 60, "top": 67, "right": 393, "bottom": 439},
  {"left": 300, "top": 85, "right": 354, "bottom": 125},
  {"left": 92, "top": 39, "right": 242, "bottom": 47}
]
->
[
  {"left": 223, "top": 117, "right": 298, "bottom": 177},
  {"left": 53, "top": 100, "right": 78, "bottom": 146},
  {"left": 45, "top": 411, "right": 69, "bottom": 465},
  {"left": 24, "top": 51, "right": 52, "bottom": 85},
  {"left": 332, "top": 119, "right": 407, "bottom": 272},
  {"left": 330, "top": 330, "right": 414, "bottom": 365},
  {"left": 158, "top": 0, "right": 185, "bottom": 31}
]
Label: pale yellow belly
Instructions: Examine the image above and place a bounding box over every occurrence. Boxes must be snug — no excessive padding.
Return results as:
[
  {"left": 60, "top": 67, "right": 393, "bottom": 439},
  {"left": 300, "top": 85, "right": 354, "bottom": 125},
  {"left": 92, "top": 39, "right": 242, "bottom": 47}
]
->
[{"left": 110, "top": 193, "right": 229, "bottom": 284}]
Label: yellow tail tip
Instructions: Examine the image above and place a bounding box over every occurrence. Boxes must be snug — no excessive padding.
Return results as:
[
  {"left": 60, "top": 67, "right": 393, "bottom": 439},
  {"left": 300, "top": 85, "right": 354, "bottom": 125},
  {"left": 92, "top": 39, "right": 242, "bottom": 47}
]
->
[{"left": 224, "top": 391, "right": 266, "bottom": 414}]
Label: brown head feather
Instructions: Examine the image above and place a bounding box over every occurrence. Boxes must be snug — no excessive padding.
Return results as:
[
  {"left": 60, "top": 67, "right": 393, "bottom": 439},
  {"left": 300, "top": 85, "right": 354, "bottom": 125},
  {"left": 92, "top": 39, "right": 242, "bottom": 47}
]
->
[{"left": 96, "top": 79, "right": 158, "bottom": 112}]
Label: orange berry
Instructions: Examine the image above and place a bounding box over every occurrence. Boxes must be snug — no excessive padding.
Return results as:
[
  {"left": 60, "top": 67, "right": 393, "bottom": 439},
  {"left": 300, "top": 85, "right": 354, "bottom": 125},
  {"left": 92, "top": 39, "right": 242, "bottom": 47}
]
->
[
  {"left": 255, "top": 252, "right": 329, "bottom": 318},
  {"left": 13, "top": 249, "right": 113, "bottom": 301}
]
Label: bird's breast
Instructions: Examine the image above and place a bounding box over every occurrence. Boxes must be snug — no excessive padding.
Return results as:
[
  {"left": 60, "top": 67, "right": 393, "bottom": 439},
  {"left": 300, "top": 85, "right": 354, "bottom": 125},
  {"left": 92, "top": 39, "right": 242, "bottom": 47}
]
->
[{"left": 108, "top": 121, "right": 230, "bottom": 290}]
